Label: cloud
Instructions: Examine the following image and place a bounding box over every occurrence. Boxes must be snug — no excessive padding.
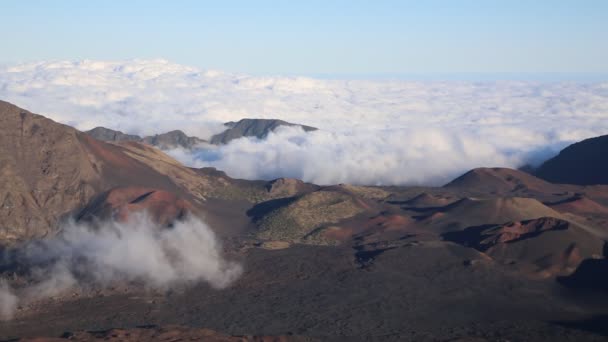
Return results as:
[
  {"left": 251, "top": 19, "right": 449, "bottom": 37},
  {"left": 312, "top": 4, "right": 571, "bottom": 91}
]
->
[
  {"left": 1, "top": 59, "right": 608, "bottom": 185},
  {"left": 165, "top": 125, "right": 565, "bottom": 186},
  {"left": 0, "top": 213, "right": 242, "bottom": 320}
]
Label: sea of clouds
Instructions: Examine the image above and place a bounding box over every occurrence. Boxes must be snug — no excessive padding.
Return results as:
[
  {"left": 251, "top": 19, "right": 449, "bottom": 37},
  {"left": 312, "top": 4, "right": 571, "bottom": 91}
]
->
[
  {"left": 0, "top": 213, "right": 242, "bottom": 320},
  {"left": 1, "top": 59, "right": 607, "bottom": 185}
]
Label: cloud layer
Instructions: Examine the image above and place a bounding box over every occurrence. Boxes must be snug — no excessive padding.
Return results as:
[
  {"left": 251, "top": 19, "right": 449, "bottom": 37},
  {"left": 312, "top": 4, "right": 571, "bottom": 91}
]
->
[
  {"left": 0, "top": 213, "right": 241, "bottom": 320},
  {"left": 1, "top": 59, "right": 607, "bottom": 184},
  {"left": 166, "top": 125, "right": 560, "bottom": 186}
]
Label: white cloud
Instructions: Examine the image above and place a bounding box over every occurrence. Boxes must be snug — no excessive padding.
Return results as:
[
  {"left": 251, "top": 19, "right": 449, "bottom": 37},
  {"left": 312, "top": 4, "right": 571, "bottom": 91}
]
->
[
  {"left": 0, "top": 213, "right": 241, "bottom": 320},
  {"left": 1, "top": 59, "right": 607, "bottom": 185},
  {"left": 166, "top": 125, "right": 561, "bottom": 186}
]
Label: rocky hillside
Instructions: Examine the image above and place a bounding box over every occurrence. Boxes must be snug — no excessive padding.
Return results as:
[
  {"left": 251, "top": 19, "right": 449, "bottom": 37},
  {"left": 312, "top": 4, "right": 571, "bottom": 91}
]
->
[
  {"left": 4, "top": 101, "right": 608, "bottom": 341},
  {"left": 87, "top": 118, "right": 318, "bottom": 148},
  {"left": 0, "top": 102, "right": 223, "bottom": 242},
  {"left": 0, "top": 101, "right": 323, "bottom": 244}
]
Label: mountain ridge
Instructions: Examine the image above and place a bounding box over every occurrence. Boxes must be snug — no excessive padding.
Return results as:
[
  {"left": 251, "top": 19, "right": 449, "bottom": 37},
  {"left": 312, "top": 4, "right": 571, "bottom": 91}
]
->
[
  {"left": 535, "top": 134, "right": 608, "bottom": 185},
  {"left": 210, "top": 118, "right": 317, "bottom": 144},
  {"left": 86, "top": 118, "right": 318, "bottom": 149}
]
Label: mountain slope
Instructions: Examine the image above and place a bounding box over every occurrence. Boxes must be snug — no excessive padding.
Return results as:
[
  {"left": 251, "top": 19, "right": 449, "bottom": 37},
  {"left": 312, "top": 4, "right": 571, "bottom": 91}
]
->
[
  {"left": 444, "top": 167, "right": 562, "bottom": 195},
  {"left": 420, "top": 197, "right": 562, "bottom": 233},
  {"left": 0, "top": 101, "right": 225, "bottom": 243},
  {"left": 443, "top": 217, "right": 604, "bottom": 277},
  {"left": 0, "top": 101, "right": 101, "bottom": 242},
  {"left": 535, "top": 134, "right": 608, "bottom": 185}
]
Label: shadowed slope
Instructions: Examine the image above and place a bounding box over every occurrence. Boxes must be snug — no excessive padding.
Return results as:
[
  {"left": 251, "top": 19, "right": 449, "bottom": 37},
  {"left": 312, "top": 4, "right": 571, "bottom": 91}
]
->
[
  {"left": 535, "top": 134, "right": 608, "bottom": 185},
  {"left": 76, "top": 187, "right": 194, "bottom": 227},
  {"left": 420, "top": 197, "right": 562, "bottom": 233},
  {"left": 443, "top": 217, "right": 604, "bottom": 277}
]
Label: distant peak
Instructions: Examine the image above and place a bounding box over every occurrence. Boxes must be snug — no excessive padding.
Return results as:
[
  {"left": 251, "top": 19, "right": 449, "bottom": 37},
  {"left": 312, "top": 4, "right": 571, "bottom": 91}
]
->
[
  {"left": 85, "top": 126, "right": 205, "bottom": 150},
  {"left": 210, "top": 118, "right": 317, "bottom": 145}
]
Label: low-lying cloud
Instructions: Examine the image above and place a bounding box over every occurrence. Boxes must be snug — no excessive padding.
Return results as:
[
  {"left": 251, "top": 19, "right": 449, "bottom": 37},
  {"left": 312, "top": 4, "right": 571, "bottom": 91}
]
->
[
  {"left": 165, "top": 125, "right": 569, "bottom": 186},
  {"left": 1, "top": 59, "right": 607, "bottom": 185},
  {"left": 0, "top": 213, "right": 241, "bottom": 320}
]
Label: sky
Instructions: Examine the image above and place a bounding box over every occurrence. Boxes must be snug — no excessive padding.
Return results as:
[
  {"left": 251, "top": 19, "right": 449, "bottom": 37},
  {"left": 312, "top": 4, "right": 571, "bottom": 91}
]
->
[{"left": 1, "top": 0, "right": 607, "bottom": 76}]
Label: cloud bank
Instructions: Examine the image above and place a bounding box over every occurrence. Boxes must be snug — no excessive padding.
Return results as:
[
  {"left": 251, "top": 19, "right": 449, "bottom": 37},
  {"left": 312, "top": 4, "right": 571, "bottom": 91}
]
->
[
  {"left": 166, "top": 125, "right": 563, "bottom": 186},
  {"left": 0, "top": 213, "right": 241, "bottom": 320},
  {"left": 1, "top": 59, "right": 607, "bottom": 185}
]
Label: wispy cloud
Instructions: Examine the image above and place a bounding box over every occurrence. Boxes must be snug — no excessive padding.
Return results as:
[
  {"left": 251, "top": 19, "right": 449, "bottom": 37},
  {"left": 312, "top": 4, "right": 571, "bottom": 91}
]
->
[{"left": 0, "top": 213, "right": 241, "bottom": 320}]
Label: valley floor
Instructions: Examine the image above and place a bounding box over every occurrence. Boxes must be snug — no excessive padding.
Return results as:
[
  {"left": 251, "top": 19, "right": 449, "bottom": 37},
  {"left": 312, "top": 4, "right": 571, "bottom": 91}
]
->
[{"left": 2, "top": 244, "right": 608, "bottom": 341}]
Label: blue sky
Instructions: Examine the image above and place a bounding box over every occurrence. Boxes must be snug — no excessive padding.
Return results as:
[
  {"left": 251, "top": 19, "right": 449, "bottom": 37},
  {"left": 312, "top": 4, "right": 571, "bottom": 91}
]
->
[{"left": 1, "top": 0, "right": 607, "bottom": 76}]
